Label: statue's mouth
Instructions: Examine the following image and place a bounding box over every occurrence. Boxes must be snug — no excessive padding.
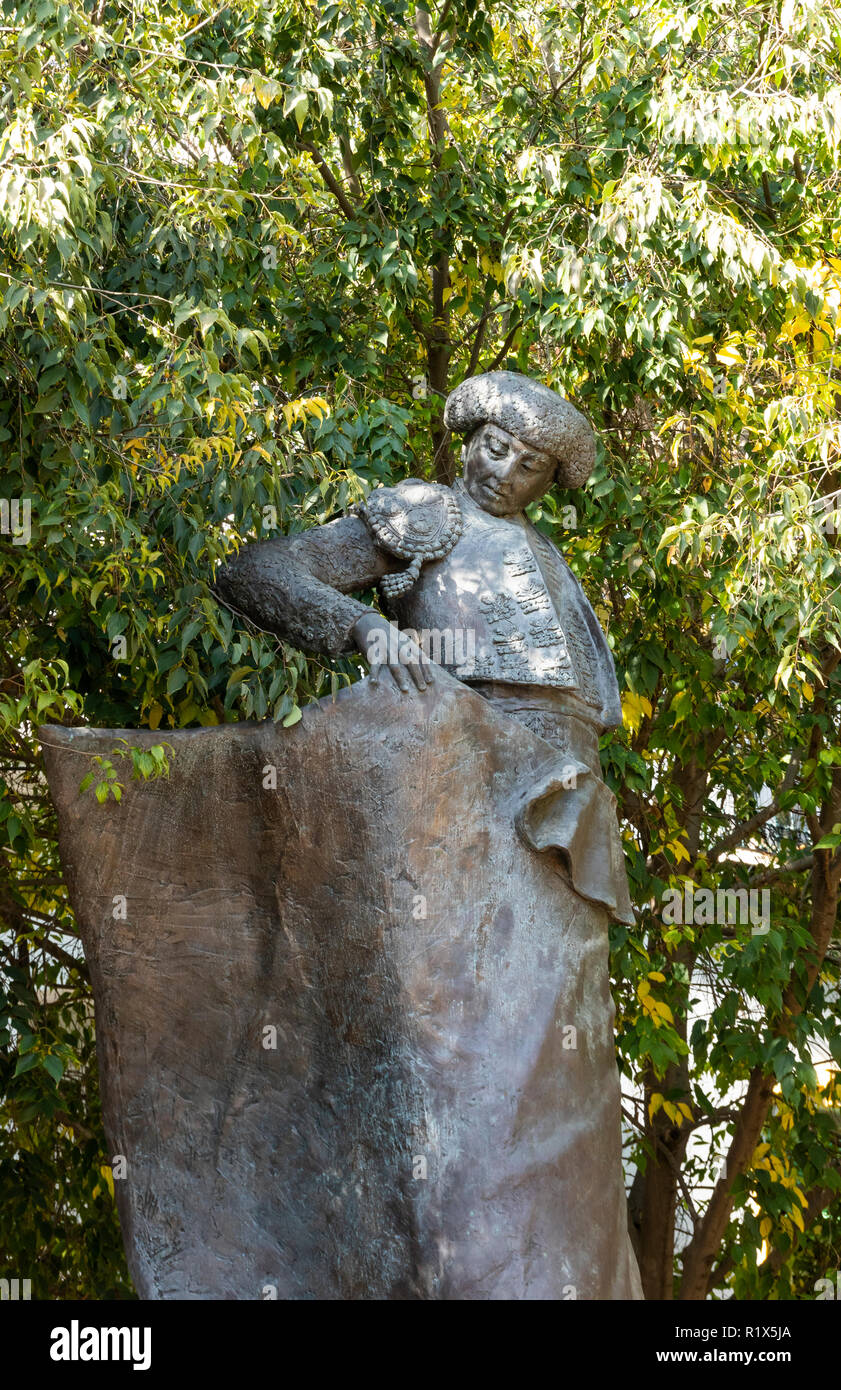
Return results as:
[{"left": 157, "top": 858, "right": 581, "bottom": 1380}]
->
[{"left": 480, "top": 481, "right": 507, "bottom": 502}]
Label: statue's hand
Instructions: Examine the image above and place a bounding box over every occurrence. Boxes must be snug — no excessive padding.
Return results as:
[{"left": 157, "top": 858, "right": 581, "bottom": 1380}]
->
[{"left": 352, "top": 612, "right": 435, "bottom": 695}]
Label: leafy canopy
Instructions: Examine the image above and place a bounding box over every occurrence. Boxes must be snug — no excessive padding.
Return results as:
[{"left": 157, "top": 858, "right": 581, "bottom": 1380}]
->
[{"left": 1, "top": 0, "right": 840, "bottom": 1298}]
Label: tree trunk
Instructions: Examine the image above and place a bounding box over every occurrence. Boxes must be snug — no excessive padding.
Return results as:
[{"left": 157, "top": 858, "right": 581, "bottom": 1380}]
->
[
  {"left": 679, "top": 857, "right": 840, "bottom": 1299},
  {"left": 415, "top": 7, "right": 454, "bottom": 484}
]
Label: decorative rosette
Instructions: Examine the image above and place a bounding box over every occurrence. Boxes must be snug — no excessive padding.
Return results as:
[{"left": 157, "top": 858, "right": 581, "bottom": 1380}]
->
[{"left": 358, "top": 481, "right": 463, "bottom": 601}]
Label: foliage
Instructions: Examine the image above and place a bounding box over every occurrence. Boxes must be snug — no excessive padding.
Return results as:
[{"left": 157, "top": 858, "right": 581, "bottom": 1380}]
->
[{"left": 1, "top": 0, "right": 840, "bottom": 1299}]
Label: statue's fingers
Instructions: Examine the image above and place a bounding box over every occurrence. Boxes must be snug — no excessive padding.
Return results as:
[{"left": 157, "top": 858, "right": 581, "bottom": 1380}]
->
[
  {"left": 404, "top": 638, "right": 435, "bottom": 684},
  {"left": 406, "top": 659, "right": 428, "bottom": 692},
  {"left": 389, "top": 661, "right": 410, "bottom": 694},
  {"left": 368, "top": 659, "right": 381, "bottom": 687}
]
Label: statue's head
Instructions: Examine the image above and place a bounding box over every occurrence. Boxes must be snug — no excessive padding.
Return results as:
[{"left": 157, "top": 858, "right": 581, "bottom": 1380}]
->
[{"left": 443, "top": 371, "right": 596, "bottom": 517}]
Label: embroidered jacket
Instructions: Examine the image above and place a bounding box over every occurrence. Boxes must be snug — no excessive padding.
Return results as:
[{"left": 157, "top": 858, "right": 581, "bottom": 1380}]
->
[{"left": 216, "top": 477, "right": 621, "bottom": 733}]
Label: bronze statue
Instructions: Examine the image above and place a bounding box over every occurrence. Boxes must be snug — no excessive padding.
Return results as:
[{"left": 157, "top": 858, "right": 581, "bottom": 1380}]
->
[
  {"left": 42, "top": 371, "right": 643, "bottom": 1300},
  {"left": 216, "top": 371, "right": 633, "bottom": 926}
]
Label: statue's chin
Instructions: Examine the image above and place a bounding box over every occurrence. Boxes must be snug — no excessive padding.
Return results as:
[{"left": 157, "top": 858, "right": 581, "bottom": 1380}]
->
[
  {"left": 464, "top": 482, "right": 517, "bottom": 517},
  {"left": 477, "top": 498, "right": 517, "bottom": 517}
]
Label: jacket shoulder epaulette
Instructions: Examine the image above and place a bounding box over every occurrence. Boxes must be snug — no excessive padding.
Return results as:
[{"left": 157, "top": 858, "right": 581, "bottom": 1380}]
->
[{"left": 356, "top": 480, "right": 463, "bottom": 600}]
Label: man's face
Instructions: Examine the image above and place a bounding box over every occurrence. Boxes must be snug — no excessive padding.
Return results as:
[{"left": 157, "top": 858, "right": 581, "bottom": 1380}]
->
[{"left": 461, "top": 423, "right": 556, "bottom": 516}]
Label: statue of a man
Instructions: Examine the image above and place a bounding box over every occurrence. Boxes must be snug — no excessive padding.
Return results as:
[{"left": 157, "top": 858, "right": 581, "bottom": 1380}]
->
[
  {"left": 216, "top": 370, "right": 633, "bottom": 923},
  {"left": 42, "top": 368, "right": 643, "bottom": 1299}
]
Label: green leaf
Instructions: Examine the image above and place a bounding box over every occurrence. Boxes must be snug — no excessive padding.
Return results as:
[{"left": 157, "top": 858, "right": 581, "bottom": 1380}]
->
[
  {"left": 41, "top": 1053, "right": 64, "bottom": 1083},
  {"left": 226, "top": 666, "right": 256, "bottom": 689},
  {"left": 284, "top": 90, "right": 309, "bottom": 131}
]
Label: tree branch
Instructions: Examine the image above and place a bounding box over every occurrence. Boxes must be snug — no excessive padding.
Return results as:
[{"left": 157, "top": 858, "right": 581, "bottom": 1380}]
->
[
  {"left": 39, "top": 937, "right": 90, "bottom": 983},
  {"left": 678, "top": 847, "right": 841, "bottom": 1299},
  {"left": 430, "top": 0, "right": 454, "bottom": 55},
  {"left": 708, "top": 758, "right": 799, "bottom": 864},
  {"left": 300, "top": 141, "right": 358, "bottom": 221},
  {"left": 749, "top": 853, "right": 814, "bottom": 887},
  {"left": 483, "top": 316, "right": 522, "bottom": 372}
]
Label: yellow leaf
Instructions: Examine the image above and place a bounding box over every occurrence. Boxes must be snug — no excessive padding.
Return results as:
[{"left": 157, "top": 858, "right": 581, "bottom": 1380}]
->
[
  {"left": 253, "top": 76, "right": 282, "bottom": 109},
  {"left": 100, "top": 1163, "right": 115, "bottom": 1200},
  {"left": 791, "top": 1205, "right": 805, "bottom": 1233},
  {"left": 648, "top": 971, "right": 666, "bottom": 982},
  {"left": 670, "top": 688, "right": 692, "bottom": 724},
  {"left": 760, "top": 1216, "right": 773, "bottom": 1239},
  {"left": 148, "top": 702, "right": 163, "bottom": 731},
  {"left": 622, "top": 690, "right": 653, "bottom": 734},
  {"left": 648, "top": 1092, "right": 664, "bottom": 1121}
]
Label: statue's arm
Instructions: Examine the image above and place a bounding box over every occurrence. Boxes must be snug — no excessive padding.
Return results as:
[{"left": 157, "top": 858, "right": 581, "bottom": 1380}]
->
[{"left": 214, "top": 514, "right": 402, "bottom": 659}]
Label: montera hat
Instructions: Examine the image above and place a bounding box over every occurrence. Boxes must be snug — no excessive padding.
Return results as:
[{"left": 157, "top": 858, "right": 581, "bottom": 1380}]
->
[{"left": 443, "top": 370, "right": 596, "bottom": 487}]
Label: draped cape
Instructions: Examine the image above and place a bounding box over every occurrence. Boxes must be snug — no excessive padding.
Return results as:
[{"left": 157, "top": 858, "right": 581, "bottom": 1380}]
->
[{"left": 42, "top": 670, "right": 642, "bottom": 1300}]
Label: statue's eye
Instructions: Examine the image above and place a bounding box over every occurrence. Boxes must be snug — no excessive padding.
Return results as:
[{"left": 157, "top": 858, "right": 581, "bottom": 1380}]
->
[{"left": 488, "top": 439, "right": 507, "bottom": 457}]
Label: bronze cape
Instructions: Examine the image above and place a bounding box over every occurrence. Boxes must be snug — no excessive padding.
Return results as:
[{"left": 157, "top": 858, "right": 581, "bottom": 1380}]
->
[{"left": 42, "top": 669, "right": 643, "bottom": 1300}]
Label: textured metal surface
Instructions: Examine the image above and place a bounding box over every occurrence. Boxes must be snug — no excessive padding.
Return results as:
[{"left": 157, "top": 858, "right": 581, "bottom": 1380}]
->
[
  {"left": 215, "top": 480, "right": 621, "bottom": 726},
  {"left": 444, "top": 370, "right": 596, "bottom": 486},
  {"left": 42, "top": 671, "right": 642, "bottom": 1300}
]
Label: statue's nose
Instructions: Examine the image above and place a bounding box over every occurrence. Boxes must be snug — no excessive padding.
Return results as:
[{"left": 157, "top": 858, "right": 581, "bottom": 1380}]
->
[{"left": 493, "top": 456, "right": 517, "bottom": 482}]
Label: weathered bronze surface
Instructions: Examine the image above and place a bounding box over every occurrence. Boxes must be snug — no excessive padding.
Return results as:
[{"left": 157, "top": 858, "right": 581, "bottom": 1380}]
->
[
  {"left": 43, "top": 371, "right": 644, "bottom": 1299},
  {"left": 42, "top": 668, "right": 641, "bottom": 1299},
  {"left": 215, "top": 373, "right": 634, "bottom": 923}
]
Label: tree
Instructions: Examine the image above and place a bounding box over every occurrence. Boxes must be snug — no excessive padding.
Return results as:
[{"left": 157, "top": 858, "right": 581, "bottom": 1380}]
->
[{"left": 1, "top": 0, "right": 839, "bottom": 1298}]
